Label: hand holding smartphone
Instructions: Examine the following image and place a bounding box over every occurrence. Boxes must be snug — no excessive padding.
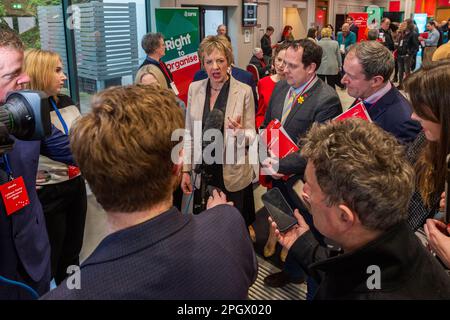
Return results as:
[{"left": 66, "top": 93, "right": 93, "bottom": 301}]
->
[{"left": 262, "top": 188, "right": 297, "bottom": 232}]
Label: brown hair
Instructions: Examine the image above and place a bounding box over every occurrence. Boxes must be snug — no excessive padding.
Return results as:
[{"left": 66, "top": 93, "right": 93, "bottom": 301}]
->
[
  {"left": 0, "top": 28, "right": 24, "bottom": 51},
  {"left": 404, "top": 61, "right": 450, "bottom": 206},
  {"left": 301, "top": 118, "right": 414, "bottom": 231},
  {"left": 70, "top": 85, "right": 184, "bottom": 212}
]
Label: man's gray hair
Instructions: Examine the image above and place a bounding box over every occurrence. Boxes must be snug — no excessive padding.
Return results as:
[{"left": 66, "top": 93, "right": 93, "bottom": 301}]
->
[
  {"left": 253, "top": 47, "right": 262, "bottom": 55},
  {"left": 347, "top": 41, "right": 394, "bottom": 82},
  {"left": 141, "top": 32, "right": 163, "bottom": 55}
]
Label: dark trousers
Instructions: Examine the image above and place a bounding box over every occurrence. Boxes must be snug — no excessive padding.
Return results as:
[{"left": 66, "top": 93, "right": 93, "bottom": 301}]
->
[
  {"left": 318, "top": 74, "right": 339, "bottom": 90},
  {"left": 38, "top": 176, "right": 87, "bottom": 285},
  {"left": 398, "top": 55, "right": 413, "bottom": 86}
]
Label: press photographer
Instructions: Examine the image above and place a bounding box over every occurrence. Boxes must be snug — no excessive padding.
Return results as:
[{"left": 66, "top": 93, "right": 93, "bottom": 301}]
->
[{"left": 0, "top": 28, "right": 75, "bottom": 299}]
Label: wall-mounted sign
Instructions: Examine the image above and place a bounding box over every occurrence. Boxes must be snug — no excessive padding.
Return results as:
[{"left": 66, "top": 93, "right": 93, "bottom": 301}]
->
[{"left": 243, "top": 0, "right": 257, "bottom": 27}]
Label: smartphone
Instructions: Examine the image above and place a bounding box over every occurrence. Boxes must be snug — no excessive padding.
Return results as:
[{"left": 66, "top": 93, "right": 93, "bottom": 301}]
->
[{"left": 262, "top": 187, "right": 297, "bottom": 232}]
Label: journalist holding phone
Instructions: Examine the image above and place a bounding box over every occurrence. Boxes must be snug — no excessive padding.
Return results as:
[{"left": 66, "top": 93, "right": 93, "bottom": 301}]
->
[
  {"left": 269, "top": 118, "right": 450, "bottom": 299},
  {"left": 403, "top": 60, "right": 450, "bottom": 268}
]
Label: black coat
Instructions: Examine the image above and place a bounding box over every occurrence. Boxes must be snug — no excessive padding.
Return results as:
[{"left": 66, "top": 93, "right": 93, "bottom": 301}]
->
[
  {"left": 379, "top": 28, "right": 395, "bottom": 51},
  {"left": 290, "top": 222, "right": 450, "bottom": 299},
  {"left": 260, "top": 34, "right": 272, "bottom": 57},
  {"left": 398, "top": 31, "right": 420, "bottom": 57}
]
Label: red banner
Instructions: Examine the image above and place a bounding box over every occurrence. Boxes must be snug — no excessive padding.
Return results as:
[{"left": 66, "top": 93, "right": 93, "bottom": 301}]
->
[{"left": 348, "top": 12, "right": 368, "bottom": 42}]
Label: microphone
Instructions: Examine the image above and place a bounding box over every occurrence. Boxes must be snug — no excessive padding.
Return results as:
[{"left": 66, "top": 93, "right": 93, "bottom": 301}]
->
[{"left": 194, "top": 109, "right": 224, "bottom": 174}]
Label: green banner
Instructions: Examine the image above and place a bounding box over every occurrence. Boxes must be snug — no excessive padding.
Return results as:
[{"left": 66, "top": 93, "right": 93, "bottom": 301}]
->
[
  {"left": 366, "top": 5, "right": 383, "bottom": 29},
  {"left": 155, "top": 8, "right": 200, "bottom": 103}
]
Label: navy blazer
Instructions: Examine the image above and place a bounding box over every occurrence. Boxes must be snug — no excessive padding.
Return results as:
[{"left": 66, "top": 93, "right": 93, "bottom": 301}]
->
[
  {"left": 193, "top": 67, "right": 258, "bottom": 107},
  {"left": 42, "top": 205, "right": 258, "bottom": 300},
  {"left": 353, "top": 85, "right": 421, "bottom": 144},
  {"left": 0, "top": 125, "right": 73, "bottom": 297}
]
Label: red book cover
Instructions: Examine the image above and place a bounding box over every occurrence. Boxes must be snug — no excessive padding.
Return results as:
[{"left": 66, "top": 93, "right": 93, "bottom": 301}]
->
[
  {"left": 334, "top": 101, "right": 372, "bottom": 122},
  {"left": 420, "top": 32, "right": 429, "bottom": 39},
  {"left": 260, "top": 119, "right": 299, "bottom": 181}
]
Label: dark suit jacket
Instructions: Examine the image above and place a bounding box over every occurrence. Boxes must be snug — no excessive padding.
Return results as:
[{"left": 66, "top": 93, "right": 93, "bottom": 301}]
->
[
  {"left": 42, "top": 205, "right": 258, "bottom": 300},
  {"left": 249, "top": 55, "right": 271, "bottom": 79},
  {"left": 260, "top": 34, "right": 272, "bottom": 57},
  {"left": 262, "top": 78, "right": 342, "bottom": 176},
  {"left": 0, "top": 126, "right": 74, "bottom": 298},
  {"left": 353, "top": 86, "right": 421, "bottom": 144},
  {"left": 193, "top": 66, "right": 258, "bottom": 107}
]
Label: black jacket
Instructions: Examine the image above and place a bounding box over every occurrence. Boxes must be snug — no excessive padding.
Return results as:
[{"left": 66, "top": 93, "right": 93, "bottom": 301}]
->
[
  {"left": 249, "top": 55, "right": 271, "bottom": 78},
  {"left": 139, "top": 56, "right": 173, "bottom": 87},
  {"left": 289, "top": 222, "right": 450, "bottom": 299},
  {"left": 379, "top": 28, "right": 395, "bottom": 51},
  {"left": 398, "top": 31, "right": 420, "bottom": 57},
  {"left": 260, "top": 34, "right": 272, "bottom": 57}
]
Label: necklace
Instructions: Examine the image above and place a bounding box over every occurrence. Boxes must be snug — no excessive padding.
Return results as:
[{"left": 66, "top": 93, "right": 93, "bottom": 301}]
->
[{"left": 211, "top": 86, "right": 222, "bottom": 92}]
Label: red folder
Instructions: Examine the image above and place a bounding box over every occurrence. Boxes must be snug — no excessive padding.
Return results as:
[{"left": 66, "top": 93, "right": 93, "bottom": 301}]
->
[
  {"left": 334, "top": 101, "right": 372, "bottom": 122},
  {"left": 259, "top": 119, "right": 299, "bottom": 182}
]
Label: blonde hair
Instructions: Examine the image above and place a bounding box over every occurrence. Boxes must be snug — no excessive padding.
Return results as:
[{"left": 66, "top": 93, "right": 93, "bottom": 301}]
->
[
  {"left": 135, "top": 64, "right": 168, "bottom": 89},
  {"left": 198, "top": 35, "right": 234, "bottom": 67},
  {"left": 321, "top": 27, "right": 332, "bottom": 38},
  {"left": 24, "top": 49, "right": 61, "bottom": 99}
]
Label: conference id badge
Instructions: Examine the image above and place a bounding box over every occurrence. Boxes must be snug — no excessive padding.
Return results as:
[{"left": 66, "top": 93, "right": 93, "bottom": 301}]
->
[
  {"left": 68, "top": 165, "right": 81, "bottom": 179},
  {"left": 399, "top": 40, "right": 403, "bottom": 47},
  {"left": 0, "top": 176, "right": 30, "bottom": 216},
  {"left": 170, "top": 82, "right": 180, "bottom": 96},
  {"left": 340, "top": 44, "right": 345, "bottom": 52}
]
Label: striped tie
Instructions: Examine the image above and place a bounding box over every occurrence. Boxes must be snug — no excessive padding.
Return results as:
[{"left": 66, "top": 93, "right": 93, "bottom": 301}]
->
[{"left": 281, "top": 88, "right": 296, "bottom": 124}]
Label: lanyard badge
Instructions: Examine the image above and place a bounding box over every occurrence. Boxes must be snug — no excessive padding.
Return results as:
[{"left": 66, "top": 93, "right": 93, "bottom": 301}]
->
[{"left": 0, "top": 155, "right": 30, "bottom": 216}]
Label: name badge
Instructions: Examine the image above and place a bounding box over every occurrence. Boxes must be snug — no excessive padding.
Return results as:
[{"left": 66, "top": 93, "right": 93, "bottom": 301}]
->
[
  {"left": 340, "top": 44, "right": 345, "bottom": 52},
  {"left": 170, "top": 82, "right": 180, "bottom": 96},
  {"left": 0, "top": 176, "right": 30, "bottom": 216}
]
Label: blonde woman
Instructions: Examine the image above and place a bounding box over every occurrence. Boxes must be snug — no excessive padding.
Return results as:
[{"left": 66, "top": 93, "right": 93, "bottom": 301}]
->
[
  {"left": 135, "top": 64, "right": 186, "bottom": 115},
  {"left": 135, "top": 64, "right": 168, "bottom": 88},
  {"left": 24, "top": 49, "right": 87, "bottom": 285}
]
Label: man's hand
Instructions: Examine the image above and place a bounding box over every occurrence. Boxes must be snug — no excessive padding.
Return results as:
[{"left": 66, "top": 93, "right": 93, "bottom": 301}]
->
[
  {"left": 424, "top": 218, "right": 450, "bottom": 269},
  {"left": 268, "top": 209, "right": 310, "bottom": 250},
  {"left": 181, "top": 172, "right": 192, "bottom": 194},
  {"left": 207, "top": 189, "right": 234, "bottom": 209},
  {"left": 261, "top": 157, "right": 284, "bottom": 179}
]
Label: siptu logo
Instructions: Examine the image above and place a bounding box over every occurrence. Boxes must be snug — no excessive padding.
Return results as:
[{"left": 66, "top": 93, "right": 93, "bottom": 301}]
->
[
  {"left": 366, "top": 265, "right": 381, "bottom": 290},
  {"left": 66, "top": 265, "right": 81, "bottom": 290}
]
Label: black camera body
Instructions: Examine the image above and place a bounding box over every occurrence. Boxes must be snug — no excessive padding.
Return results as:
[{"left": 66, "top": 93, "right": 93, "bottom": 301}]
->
[{"left": 0, "top": 90, "right": 51, "bottom": 154}]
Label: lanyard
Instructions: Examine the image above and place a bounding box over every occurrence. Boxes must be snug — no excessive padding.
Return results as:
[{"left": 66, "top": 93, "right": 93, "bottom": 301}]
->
[
  {"left": 50, "top": 98, "right": 69, "bottom": 135},
  {"left": 3, "top": 155, "right": 13, "bottom": 180},
  {"left": 158, "top": 61, "right": 173, "bottom": 81}
]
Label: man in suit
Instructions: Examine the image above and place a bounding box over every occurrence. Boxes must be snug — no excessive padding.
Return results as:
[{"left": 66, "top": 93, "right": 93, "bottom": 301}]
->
[
  {"left": 42, "top": 85, "right": 257, "bottom": 300},
  {"left": 271, "top": 119, "right": 450, "bottom": 299},
  {"left": 342, "top": 41, "right": 421, "bottom": 144},
  {"left": 261, "top": 26, "right": 275, "bottom": 58},
  {"left": 261, "top": 39, "right": 342, "bottom": 290},
  {"left": 346, "top": 16, "right": 359, "bottom": 37},
  {"left": 379, "top": 18, "right": 395, "bottom": 52},
  {"left": 0, "top": 28, "right": 74, "bottom": 299}
]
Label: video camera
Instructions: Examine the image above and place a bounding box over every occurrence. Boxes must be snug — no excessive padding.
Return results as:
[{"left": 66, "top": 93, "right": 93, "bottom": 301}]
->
[{"left": 0, "top": 90, "right": 51, "bottom": 154}]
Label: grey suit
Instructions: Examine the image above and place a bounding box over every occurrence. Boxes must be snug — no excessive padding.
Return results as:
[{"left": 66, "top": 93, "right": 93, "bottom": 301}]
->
[
  {"left": 317, "top": 38, "right": 342, "bottom": 76},
  {"left": 262, "top": 78, "right": 342, "bottom": 176}
]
